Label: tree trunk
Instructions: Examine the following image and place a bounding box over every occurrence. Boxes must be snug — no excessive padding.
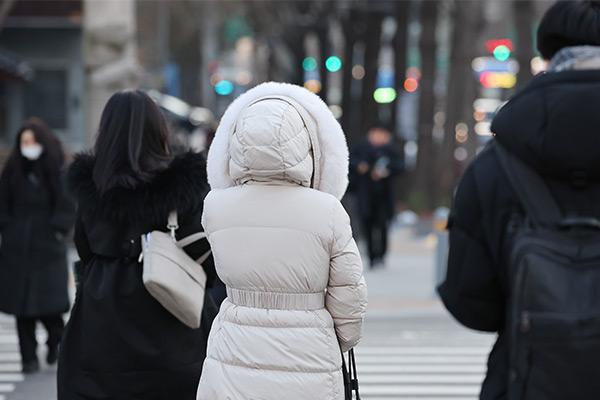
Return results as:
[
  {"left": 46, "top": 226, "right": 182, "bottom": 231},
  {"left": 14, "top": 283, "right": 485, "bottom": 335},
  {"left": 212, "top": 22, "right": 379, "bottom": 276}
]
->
[
  {"left": 438, "top": 0, "right": 483, "bottom": 203},
  {"left": 414, "top": 0, "right": 438, "bottom": 211},
  {"left": 392, "top": 2, "right": 410, "bottom": 133},
  {"left": 341, "top": 9, "right": 358, "bottom": 146},
  {"left": 0, "top": 0, "right": 16, "bottom": 33},
  {"left": 515, "top": 0, "right": 534, "bottom": 90},
  {"left": 360, "top": 11, "right": 383, "bottom": 135},
  {"left": 318, "top": 25, "right": 329, "bottom": 102}
]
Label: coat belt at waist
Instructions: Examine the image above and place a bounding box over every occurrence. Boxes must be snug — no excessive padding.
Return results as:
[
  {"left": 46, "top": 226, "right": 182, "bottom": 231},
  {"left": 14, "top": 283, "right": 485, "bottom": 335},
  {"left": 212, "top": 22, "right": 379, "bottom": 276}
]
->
[{"left": 226, "top": 287, "right": 325, "bottom": 310}]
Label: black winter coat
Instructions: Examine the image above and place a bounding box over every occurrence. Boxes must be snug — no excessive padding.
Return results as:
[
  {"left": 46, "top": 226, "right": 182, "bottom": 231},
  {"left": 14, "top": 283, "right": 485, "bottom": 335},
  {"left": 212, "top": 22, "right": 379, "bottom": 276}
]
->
[
  {"left": 438, "top": 70, "right": 600, "bottom": 399},
  {"left": 349, "top": 140, "right": 404, "bottom": 221},
  {"left": 0, "top": 162, "right": 75, "bottom": 317},
  {"left": 57, "top": 152, "right": 218, "bottom": 400}
]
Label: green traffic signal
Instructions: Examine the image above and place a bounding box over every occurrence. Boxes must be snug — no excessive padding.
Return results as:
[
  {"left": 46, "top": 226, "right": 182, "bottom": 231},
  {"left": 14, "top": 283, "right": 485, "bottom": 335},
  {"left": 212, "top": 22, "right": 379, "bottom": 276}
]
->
[
  {"left": 325, "top": 56, "right": 342, "bottom": 72},
  {"left": 493, "top": 45, "right": 511, "bottom": 61},
  {"left": 302, "top": 57, "right": 317, "bottom": 71}
]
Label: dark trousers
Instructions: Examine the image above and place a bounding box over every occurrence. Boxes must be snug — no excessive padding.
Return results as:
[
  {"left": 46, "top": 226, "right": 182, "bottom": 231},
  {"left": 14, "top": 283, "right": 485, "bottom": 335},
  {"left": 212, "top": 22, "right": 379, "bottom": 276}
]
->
[
  {"left": 16, "top": 315, "right": 64, "bottom": 363},
  {"left": 362, "top": 216, "right": 389, "bottom": 266}
]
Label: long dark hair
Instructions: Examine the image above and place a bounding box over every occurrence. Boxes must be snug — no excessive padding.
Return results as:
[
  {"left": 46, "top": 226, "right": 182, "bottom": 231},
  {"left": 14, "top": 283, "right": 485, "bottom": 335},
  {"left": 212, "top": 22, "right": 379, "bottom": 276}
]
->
[
  {"left": 93, "top": 90, "right": 172, "bottom": 195},
  {"left": 1, "top": 117, "right": 65, "bottom": 204}
]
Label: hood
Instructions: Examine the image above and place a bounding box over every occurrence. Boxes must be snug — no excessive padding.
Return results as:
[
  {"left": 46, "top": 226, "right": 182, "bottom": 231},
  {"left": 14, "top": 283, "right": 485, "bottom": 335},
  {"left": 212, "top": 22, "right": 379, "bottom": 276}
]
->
[
  {"left": 207, "top": 82, "right": 349, "bottom": 200},
  {"left": 492, "top": 70, "right": 600, "bottom": 180},
  {"left": 67, "top": 151, "right": 209, "bottom": 225}
]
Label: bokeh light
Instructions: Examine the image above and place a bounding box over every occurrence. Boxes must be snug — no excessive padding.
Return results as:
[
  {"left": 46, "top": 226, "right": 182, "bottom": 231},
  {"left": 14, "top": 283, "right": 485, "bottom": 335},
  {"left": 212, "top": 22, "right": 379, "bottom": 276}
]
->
[
  {"left": 210, "top": 73, "right": 224, "bottom": 86},
  {"left": 352, "top": 65, "right": 365, "bottom": 80},
  {"left": 404, "top": 78, "right": 419, "bottom": 92},
  {"left": 454, "top": 147, "right": 468, "bottom": 162},
  {"left": 215, "top": 80, "right": 234, "bottom": 95},
  {"left": 304, "top": 79, "right": 322, "bottom": 93},
  {"left": 325, "top": 56, "right": 342, "bottom": 72},
  {"left": 493, "top": 45, "right": 511, "bottom": 61},
  {"left": 302, "top": 57, "right": 317, "bottom": 72},
  {"left": 373, "top": 88, "right": 397, "bottom": 103},
  {"left": 236, "top": 71, "right": 252, "bottom": 86}
]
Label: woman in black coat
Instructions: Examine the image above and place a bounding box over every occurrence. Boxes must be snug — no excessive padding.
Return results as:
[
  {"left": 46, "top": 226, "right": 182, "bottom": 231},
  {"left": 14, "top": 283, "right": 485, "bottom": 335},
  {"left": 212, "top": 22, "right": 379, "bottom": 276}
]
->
[
  {"left": 57, "top": 90, "right": 217, "bottom": 400},
  {"left": 0, "top": 118, "right": 75, "bottom": 373}
]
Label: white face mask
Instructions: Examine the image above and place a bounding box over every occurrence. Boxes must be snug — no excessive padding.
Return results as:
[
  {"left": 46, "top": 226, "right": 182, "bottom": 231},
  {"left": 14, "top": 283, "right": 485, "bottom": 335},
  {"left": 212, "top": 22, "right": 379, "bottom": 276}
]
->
[{"left": 21, "top": 144, "right": 43, "bottom": 160}]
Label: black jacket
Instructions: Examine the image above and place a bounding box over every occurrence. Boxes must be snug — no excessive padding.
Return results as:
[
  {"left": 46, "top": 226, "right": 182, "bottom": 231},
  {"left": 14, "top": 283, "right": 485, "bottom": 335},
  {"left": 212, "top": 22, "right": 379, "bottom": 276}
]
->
[
  {"left": 0, "top": 162, "right": 75, "bottom": 317},
  {"left": 438, "top": 70, "right": 600, "bottom": 399},
  {"left": 349, "top": 139, "right": 404, "bottom": 221},
  {"left": 57, "top": 152, "right": 217, "bottom": 400}
]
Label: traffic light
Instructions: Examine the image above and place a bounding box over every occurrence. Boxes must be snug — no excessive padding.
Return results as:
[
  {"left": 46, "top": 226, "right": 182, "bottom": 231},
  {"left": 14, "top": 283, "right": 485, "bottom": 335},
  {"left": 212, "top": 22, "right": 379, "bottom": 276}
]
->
[
  {"left": 215, "top": 80, "right": 234, "bottom": 95},
  {"left": 325, "top": 56, "right": 342, "bottom": 72},
  {"left": 485, "top": 39, "right": 514, "bottom": 61},
  {"left": 302, "top": 57, "right": 317, "bottom": 72}
]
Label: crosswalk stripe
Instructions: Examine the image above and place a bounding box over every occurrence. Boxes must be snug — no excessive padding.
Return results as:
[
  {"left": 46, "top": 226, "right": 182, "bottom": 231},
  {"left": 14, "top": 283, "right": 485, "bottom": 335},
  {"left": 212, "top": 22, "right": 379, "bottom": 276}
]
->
[
  {"left": 0, "top": 315, "right": 22, "bottom": 398},
  {"left": 360, "top": 374, "right": 484, "bottom": 384},
  {"left": 359, "top": 317, "right": 493, "bottom": 400},
  {"left": 363, "top": 397, "right": 477, "bottom": 400},
  {"left": 359, "top": 364, "right": 486, "bottom": 373},
  {"left": 360, "top": 384, "right": 481, "bottom": 396},
  {"left": 0, "top": 384, "right": 15, "bottom": 393},
  {"left": 0, "top": 334, "right": 47, "bottom": 344},
  {"left": 0, "top": 374, "right": 24, "bottom": 382},
  {"left": 0, "top": 354, "right": 19, "bottom": 362},
  {"left": 357, "top": 355, "right": 487, "bottom": 364},
  {"left": 356, "top": 346, "right": 489, "bottom": 355},
  {"left": 0, "top": 364, "right": 21, "bottom": 372}
]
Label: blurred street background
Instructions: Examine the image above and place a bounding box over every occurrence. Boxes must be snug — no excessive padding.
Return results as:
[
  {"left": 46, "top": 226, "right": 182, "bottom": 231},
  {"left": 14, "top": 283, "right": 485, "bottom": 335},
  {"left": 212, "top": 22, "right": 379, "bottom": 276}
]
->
[
  {"left": 0, "top": 0, "right": 552, "bottom": 211},
  {"left": 0, "top": 0, "right": 553, "bottom": 398}
]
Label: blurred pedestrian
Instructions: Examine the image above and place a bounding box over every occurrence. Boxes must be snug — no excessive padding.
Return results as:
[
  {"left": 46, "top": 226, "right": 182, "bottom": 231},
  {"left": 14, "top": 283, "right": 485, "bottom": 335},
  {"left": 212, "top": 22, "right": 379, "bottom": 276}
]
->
[
  {"left": 196, "top": 82, "right": 367, "bottom": 400},
  {"left": 0, "top": 118, "right": 75, "bottom": 373},
  {"left": 439, "top": 1, "right": 600, "bottom": 398},
  {"left": 350, "top": 123, "right": 403, "bottom": 268},
  {"left": 57, "top": 90, "right": 217, "bottom": 399}
]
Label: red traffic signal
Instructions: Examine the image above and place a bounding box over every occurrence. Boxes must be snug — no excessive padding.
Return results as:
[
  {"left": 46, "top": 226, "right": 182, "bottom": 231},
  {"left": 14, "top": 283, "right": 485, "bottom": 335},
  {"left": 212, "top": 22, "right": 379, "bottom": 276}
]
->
[{"left": 485, "top": 39, "right": 515, "bottom": 53}]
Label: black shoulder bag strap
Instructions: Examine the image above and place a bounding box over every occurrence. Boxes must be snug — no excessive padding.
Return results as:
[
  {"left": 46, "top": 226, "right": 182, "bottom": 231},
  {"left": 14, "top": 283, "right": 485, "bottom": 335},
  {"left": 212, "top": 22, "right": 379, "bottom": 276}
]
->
[
  {"left": 341, "top": 348, "right": 360, "bottom": 400},
  {"left": 493, "top": 140, "right": 563, "bottom": 228}
]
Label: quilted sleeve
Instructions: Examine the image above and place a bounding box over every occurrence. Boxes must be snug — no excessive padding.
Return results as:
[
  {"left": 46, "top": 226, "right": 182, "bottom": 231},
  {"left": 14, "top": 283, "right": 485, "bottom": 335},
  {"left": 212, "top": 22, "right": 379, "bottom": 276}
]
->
[{"left": 326, "top": 200, "right": 368, "bottom": 352}]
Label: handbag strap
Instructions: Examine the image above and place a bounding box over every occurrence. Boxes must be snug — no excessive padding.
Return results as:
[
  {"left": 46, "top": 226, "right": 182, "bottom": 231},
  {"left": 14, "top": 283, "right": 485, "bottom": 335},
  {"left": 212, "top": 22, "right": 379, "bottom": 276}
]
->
[
  {"left": 348, "top": 348, "right": 360, "bottom": 399},
  {"left": 177, "top": 232, "right": 207, "bottom": 248},
  {"left": 167, "top": 211, "right": 179, "bottom": 240},
  {"left": 169, "top": 210, "right": 212, "bottom": 264},
  {"left": 341, "top": 347, "right": 360, "bottom": 400}
]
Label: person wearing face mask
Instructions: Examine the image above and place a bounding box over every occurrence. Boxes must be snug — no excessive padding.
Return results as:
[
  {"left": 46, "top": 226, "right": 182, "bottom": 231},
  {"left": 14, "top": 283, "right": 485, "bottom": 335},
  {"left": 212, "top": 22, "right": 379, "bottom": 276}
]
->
[{"left": 0, "top": 118, "right": 75, "bottom": 373}]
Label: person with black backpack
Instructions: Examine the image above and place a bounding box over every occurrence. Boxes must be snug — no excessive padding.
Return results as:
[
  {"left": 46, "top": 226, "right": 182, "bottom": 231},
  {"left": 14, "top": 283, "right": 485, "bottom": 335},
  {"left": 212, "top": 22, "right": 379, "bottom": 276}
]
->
[{"left": 438, "top": 1, "right": 600, "bottom": 399}]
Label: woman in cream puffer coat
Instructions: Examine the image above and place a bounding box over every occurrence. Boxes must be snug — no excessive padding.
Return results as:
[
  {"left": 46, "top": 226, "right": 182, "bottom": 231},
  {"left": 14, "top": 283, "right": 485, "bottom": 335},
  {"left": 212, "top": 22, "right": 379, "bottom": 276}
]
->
[{"left": 197, "top": 82, "right": 368, "bottom": 400}]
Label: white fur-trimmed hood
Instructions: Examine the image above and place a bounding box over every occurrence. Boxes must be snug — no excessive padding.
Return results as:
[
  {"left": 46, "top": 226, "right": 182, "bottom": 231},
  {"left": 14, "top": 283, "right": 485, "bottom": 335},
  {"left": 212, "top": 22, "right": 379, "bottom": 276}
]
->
[{"left": 207, "top": 82, "right": 349, "bottom": 200}]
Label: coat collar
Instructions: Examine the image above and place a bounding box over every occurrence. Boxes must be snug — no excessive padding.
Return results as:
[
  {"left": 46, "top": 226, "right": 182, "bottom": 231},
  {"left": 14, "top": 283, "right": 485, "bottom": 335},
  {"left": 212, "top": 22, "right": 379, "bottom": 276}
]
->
[{"left": 67, "top": 151, "right": 209, "bottom": 225}]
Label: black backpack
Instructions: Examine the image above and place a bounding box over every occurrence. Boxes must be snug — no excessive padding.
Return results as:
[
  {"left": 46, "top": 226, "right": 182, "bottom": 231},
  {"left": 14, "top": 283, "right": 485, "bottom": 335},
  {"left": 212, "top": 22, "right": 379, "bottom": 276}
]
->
[{"left": 495, "top": 141, "right": 600, "bottom": 400}]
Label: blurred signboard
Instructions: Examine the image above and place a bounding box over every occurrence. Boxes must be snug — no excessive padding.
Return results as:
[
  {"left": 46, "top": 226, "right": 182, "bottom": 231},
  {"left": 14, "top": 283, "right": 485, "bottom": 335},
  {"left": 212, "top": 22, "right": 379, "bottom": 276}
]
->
[{"left": 472, "top": 56, "right": 519, "bottom": 89}]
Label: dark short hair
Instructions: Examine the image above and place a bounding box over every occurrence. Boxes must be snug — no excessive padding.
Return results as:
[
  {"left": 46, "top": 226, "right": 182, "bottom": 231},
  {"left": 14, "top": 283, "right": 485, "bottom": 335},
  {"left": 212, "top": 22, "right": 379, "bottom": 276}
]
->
[
  {"left": 367, "top": 121, "right": 393, "bottom": 134},
  {"left": 537, "top": 0, "right": 600, "bottom": 60},
  {"left": 93, "top": 90, "right": 172, "bottom": 195}
]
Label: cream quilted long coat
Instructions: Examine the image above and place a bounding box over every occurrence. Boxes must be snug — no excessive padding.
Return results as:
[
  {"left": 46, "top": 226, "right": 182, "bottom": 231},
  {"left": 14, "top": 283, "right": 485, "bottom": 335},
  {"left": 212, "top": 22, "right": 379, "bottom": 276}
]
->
[{"left": 197, "top": 82, "right": 367, "bottom": 400}]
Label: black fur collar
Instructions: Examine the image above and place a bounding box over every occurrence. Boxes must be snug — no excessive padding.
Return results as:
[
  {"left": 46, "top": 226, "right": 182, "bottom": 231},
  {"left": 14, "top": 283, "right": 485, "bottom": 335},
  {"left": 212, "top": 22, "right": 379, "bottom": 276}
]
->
[{"left": 67, "top": 151, "right": 209, "bottom": 225}]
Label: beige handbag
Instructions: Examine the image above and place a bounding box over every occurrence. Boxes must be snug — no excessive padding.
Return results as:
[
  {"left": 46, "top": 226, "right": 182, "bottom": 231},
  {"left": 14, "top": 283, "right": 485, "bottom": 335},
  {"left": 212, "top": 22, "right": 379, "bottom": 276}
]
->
[{"left": 139, "top": 211, "right": 210, "bottom": 329}]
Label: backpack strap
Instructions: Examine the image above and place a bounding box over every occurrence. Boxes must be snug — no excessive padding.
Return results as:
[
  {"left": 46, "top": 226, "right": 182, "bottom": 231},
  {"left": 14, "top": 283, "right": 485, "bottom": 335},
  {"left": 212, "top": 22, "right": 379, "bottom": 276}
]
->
[{"left": 493, "top": 140, "right": 563, "bottom": 227}]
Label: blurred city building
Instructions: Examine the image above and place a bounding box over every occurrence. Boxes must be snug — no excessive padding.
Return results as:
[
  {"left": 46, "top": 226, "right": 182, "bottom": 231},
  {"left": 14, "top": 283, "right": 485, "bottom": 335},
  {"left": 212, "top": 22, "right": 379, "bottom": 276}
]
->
[{"left": 0, "top": 0, "right": 83, "bottom": 156}]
